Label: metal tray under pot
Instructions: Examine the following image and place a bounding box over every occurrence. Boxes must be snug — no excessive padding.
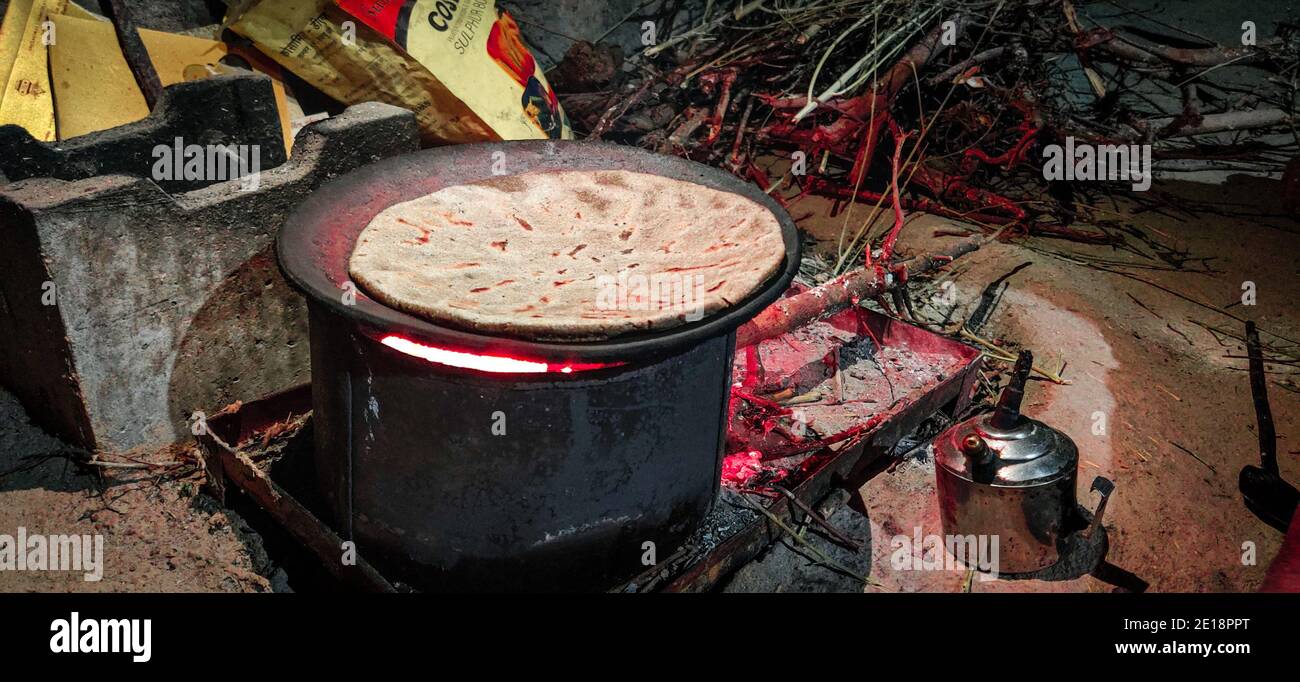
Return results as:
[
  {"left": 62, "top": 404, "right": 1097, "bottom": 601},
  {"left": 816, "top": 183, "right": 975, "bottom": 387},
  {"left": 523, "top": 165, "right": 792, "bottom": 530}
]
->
[{"left": 278, "top": 141, "right": 800, "bottom": 591}]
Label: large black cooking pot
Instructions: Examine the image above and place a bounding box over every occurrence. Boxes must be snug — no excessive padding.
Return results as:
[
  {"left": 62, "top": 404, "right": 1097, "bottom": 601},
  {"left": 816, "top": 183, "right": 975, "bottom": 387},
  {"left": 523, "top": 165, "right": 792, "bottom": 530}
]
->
[{"left": 278, "top": 141, "right": 800, "bottom": 591}]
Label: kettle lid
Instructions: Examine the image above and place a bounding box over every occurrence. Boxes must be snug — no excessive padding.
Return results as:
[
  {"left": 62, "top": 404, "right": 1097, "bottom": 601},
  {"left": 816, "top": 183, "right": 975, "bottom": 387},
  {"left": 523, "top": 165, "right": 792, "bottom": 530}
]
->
[{"left": 933, "top": 350, "right": 1078, "bottom": 485}]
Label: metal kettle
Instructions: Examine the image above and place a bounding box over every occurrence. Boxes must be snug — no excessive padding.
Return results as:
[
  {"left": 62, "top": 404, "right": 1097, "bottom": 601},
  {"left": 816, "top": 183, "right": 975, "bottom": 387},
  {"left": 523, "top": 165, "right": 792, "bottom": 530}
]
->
[{"left": 932, "top": 350, "right": 1113, "bottom": 574}]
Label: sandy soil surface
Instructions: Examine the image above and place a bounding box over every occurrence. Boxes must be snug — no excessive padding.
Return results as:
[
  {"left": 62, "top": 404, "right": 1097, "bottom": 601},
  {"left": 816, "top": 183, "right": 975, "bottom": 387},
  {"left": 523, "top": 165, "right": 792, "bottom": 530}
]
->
[
  {"left": 785, "top": 175, "right": 1298, "bottom": 592},
  {"left": 0, "top": 389, "right": 278, "bottom": 592}
]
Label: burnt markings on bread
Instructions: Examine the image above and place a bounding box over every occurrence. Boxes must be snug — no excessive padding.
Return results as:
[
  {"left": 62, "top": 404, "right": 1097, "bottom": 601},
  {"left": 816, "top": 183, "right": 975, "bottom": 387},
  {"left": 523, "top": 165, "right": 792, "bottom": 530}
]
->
[
  {"left": 348, "top": 169, "right": 785, "bottom": 340},
  {"left": 477, "top": 175, "right": 528, "bottom": 193},
  {"left": 574, "top": 188, "right": 611, "bottom": 212},
  {"left": 593, "top": 171, "right": 630, "bottom": 188}
]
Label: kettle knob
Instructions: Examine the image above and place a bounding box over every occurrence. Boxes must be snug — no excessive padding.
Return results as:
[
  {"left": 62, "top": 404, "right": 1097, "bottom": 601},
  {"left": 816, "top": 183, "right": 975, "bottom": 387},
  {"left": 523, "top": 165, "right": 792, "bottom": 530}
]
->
[
  {"left": 959, "top": 432, "right": 998, "bottom": 482},
  {"left": 960, "top": 433, "right": 987, "bottom": 457}
]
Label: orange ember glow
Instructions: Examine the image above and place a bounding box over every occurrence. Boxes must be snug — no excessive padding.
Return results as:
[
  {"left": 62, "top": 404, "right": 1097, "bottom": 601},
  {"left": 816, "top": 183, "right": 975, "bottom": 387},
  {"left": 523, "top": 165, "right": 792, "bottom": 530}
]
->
[{"left": 380, "top": 335, "right": 622, "bottom": 374}]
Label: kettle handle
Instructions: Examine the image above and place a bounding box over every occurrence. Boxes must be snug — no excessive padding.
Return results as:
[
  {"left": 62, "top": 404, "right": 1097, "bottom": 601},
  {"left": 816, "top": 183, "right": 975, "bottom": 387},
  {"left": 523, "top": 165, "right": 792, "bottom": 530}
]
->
[{"left": 1083, "top": 476, "right": 1115, "bottom": 539}]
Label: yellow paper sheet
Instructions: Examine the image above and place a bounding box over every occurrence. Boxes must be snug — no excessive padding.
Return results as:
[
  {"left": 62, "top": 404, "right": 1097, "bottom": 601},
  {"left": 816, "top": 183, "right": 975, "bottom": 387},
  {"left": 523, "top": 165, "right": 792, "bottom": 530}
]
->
[
  {"left": 47, "top": 14, "right": 149, "bottom": 136},
  {"left": 0, "top": 0, "right": 38, "bottom": 110},
  {"left": 0, "top": 1, "right": 102, "bottom": 109},
  {"left": 48, "top": 14, "right": 293, "bottom": 153},
  {"left": 0, "top": 0, "right": 67, "bottom": 140}
]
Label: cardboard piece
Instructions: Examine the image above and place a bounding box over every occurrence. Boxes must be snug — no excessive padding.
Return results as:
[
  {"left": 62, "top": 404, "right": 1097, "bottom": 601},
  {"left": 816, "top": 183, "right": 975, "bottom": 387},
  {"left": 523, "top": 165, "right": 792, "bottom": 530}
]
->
[
  {"left": 47, "top": 14, "right": 294, "bottom": 152},
  {"left": 0, "top": 0, "right": 68, "bottom": 141}
]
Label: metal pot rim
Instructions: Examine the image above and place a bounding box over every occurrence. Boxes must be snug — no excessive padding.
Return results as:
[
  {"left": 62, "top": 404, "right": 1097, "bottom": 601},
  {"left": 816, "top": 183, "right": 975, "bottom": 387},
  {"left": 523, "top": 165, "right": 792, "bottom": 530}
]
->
[{"left": 277, "top": 140, "right": 801, "bottom": 362}]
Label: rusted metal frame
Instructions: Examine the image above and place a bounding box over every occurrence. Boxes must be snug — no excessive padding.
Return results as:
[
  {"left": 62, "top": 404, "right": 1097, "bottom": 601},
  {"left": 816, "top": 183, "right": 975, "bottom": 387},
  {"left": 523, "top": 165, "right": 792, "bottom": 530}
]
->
[
  {"left": 195, "top": 386, "right": 396, "bottom": 593},
  {"left": 662, "top": 353, "right": 981, "bottom": 592}
]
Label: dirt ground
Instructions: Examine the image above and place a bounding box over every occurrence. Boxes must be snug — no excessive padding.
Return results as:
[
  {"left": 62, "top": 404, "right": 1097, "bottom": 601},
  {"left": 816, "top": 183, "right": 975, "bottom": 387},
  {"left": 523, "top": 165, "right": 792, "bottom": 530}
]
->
[
  {"left": 1, "top": 174, "right": 1296, "bottom": 593},
  {"left": 0, "top": 391, "right": 281, "bottom": 592},
  {"left": 790, "top": 174, "right": 1299, "bottom": 593}
]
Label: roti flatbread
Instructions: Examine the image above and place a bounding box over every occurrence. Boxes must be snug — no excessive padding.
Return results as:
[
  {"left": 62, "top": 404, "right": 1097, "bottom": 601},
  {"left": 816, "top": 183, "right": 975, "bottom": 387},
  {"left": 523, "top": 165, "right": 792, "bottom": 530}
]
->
[{"left": 348, "top": 169, "right": 786, "bottom": 340}]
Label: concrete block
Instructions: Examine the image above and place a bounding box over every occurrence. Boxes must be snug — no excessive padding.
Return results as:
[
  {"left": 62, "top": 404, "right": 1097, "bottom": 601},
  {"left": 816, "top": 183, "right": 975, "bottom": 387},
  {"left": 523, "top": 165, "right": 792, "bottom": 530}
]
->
[
  {"left": 0, "top": 101, "right": 420, "bottom": 452},
  {"left": 0, "top": 74, "right": 288, "bottom": 192}
]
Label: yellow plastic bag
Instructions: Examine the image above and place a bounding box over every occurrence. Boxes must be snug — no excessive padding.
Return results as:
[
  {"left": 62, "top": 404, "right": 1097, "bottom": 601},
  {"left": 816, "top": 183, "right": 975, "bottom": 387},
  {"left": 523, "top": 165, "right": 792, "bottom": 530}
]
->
[{"left": 225, "top": 0, "right": 570, "bottom": 144}]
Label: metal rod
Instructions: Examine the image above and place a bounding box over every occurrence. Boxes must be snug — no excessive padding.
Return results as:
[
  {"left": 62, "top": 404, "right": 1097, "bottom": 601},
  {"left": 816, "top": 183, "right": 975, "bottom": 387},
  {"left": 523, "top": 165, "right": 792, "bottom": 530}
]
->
[
  {"left": 1246, "top": 321, "right": 1278, "bottom": 476},
  {"left": 106, "top": 0, "right": 164, "bottom": 110}
]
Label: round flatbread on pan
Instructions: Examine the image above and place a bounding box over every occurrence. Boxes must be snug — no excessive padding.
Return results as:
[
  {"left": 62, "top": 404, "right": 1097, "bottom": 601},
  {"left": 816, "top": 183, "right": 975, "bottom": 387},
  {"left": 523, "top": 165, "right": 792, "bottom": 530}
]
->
[{"left": 348, "top": 169, "right": 786, "bottom": 341}]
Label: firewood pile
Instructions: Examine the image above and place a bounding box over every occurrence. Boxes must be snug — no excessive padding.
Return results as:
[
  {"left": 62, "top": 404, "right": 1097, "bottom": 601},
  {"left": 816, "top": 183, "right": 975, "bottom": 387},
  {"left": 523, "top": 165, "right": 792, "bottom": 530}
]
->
[
  {"left": 550, "top": 0, "right": 1300, "bottom": 478},
  {"left": 556, "top": 0, "right": 1299, "bottom": 276}
]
